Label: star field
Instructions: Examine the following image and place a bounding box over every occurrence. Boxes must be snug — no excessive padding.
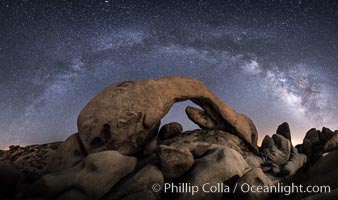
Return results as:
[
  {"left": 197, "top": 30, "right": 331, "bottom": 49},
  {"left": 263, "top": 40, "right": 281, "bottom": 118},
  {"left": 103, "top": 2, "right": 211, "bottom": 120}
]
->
[{"left": 0, "top": 0, "right": 337, "bottom": 148}]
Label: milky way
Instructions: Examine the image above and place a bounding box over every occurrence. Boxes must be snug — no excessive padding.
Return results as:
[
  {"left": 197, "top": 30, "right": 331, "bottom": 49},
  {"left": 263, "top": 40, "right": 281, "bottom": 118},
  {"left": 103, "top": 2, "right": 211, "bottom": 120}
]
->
[{"left": 0, "top": 0, "right": 337, "bottom": 148}]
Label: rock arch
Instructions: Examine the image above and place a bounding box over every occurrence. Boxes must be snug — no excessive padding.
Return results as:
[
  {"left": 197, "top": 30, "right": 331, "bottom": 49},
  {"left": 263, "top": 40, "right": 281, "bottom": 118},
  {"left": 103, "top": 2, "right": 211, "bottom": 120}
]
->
[{"left": 77, "top": 76, "right": 258, "bottom": 155}]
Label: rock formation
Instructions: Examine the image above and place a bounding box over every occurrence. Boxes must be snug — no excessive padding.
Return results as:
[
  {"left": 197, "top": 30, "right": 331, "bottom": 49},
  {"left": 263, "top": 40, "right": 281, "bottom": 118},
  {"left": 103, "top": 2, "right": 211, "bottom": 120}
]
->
[
  {"left": 77, "top": 77, "right": 258, "bottom": 155},
  {"left": 0, "top": 77, "right": 337, "bottom": 200}
]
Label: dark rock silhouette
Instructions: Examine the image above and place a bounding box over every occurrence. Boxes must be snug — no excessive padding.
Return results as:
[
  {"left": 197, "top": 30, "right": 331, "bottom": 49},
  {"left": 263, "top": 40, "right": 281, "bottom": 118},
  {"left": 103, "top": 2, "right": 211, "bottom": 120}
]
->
[
  {"left": 324, "top": 131, "right": 338, "bottom": 152},
  {"left": 276, "top": 122, "right": 292, "bottom": 142},
  {"left": 0, "top": 77, "right": 337, "bottom": 200},
  {"left": 158, "top": 122, "right": 183, "bottom": 140},
  {"left": 319, "top": 127, "right": 335, "bottom": 146}
]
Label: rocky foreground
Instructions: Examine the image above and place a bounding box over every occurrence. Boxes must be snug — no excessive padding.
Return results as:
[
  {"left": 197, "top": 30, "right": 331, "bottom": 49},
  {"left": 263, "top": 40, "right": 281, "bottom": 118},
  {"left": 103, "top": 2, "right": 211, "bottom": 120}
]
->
[{"left": 1, "top": 77, "right": 338, "bottom": 200}]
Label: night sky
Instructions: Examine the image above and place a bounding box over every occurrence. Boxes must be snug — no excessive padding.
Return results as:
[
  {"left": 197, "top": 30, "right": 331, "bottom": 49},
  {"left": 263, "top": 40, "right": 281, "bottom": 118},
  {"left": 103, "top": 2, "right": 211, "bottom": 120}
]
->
[{"left": 1, "top": 0, "right": 337, "bottom": 148}]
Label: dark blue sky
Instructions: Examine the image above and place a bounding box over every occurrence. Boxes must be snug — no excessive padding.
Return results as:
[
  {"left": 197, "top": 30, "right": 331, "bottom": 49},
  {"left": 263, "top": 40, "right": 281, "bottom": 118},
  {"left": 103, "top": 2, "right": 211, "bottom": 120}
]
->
[{"left": 0, "top": 0, "right": 337, "bottom": 148}]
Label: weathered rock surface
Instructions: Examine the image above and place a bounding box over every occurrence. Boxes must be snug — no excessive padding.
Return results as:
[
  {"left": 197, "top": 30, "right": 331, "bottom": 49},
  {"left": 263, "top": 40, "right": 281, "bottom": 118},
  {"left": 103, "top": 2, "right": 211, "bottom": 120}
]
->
[
  {"left": 323, "top": 131, "right": 338, "bottom": 152},
  {"left": 77, "top": 77, "right": 258, "bottom": 155},
  {"left": 272, "top": 134, "right": 291, "bottom": 158},
  {"left": 177, "top": 145, "right": 250, "bottom": 200},
  {"left": 0, "top": 142, "right": 60, "bottom": 178},
  {"left": 298, "top": 128, "right": 337, "bottom": 163},
  {"left": 158, "top": 145, "right": 194, "bottom": 179},
  {"left": 143, "top": 135, "right": 158, "bottom": 156},
  {"left": 171, "top": 141, "right": 210, "bottom": 158},
  {"left": 32, "top": 150, "right": 137, "bottom": 200},
  {"left": 162, "top": 129, "right": 248, "bottom": 157},
  {"left": 102, "top": 165, "right": 163, "bottom": 200},
  {"left": 261, "top": 135, "right": 274, "bottom": 149},
  {"left": 300, "top": 129, "right": 320, "bottom": 157},
  {"left": 304, "top": 128, "right": 320, "bottom": 143},
  {"left": 244, "top": 153, "right": 264, "bottom": 168},
  {"left": 45, "top": 133, "right": 85, "bottom": 173},
  {"left": 159, "top": 122, "right": 183, "bottom": 140},
  {"left": 282, "top": 152, "right": 307, "bottom": 176},
  {"left": 319, "top": 127, "right": 335, "bottom": 146},
  {"left": 185, "top": 106, "right": 216, "bottom": 130},
  {"left": 237, "top": 168, "right": 274, "bottom": 200},
  {"left": 261, "top": 134, "right": 291, "bottom": 166}
]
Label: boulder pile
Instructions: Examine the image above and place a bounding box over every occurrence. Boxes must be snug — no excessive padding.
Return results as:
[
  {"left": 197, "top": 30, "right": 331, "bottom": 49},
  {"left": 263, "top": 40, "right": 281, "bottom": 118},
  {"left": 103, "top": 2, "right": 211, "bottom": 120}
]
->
[{"left": 0, "top": 77, "right": 337, "bottom": 200}]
